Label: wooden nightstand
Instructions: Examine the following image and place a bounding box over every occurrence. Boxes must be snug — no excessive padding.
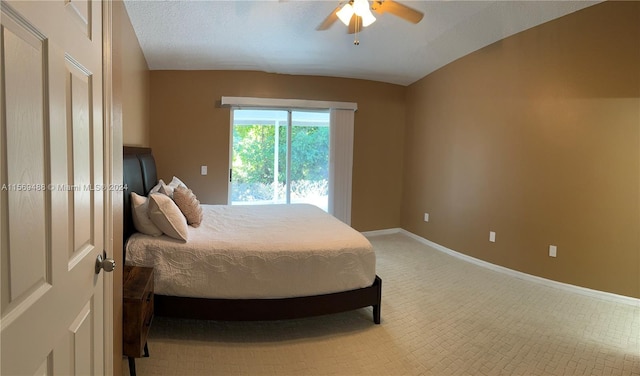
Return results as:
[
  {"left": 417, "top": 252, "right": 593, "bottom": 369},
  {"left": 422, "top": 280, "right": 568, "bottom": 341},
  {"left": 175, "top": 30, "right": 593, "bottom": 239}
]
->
[{"left": 123, "top": 265, "right": 154, "bottom": 376}]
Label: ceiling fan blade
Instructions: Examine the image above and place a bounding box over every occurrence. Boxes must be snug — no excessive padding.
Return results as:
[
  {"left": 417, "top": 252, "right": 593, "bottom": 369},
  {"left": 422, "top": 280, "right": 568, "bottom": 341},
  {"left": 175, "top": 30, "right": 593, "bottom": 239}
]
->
[
  {"left": 372, "top": 0, "right": 424, "bottom": 24},
  {"left": 316, "top": 5, "right": 341, "bottom": 30},
  {"left": 348, "top": 15, "right": 363, "bottom": 34}
]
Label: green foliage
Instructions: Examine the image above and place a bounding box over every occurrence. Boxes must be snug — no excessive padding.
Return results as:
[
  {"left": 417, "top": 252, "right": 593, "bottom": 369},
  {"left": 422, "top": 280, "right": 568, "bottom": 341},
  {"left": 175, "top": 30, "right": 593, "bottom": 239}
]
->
[
  {"left": 290, "top": 125, "right": 329, "bottom": 182},
  {"left": 232, "top": 124, "right": 278, "bottom": 184},
  {"left": 232, "top": 123, "right": 329, "bottom": 186}
]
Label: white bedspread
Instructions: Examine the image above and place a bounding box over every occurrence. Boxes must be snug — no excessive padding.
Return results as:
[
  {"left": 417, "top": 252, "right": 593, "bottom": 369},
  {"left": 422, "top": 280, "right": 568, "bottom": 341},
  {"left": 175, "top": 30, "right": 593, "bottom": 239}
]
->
[{"left": 125, "top": 204, "right": 376, "bottom": 299}]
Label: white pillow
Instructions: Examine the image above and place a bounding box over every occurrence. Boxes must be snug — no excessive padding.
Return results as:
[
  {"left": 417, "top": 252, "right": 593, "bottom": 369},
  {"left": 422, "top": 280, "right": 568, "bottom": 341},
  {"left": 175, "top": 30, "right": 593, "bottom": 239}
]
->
[
  {"left": 148, "top": 193, "right": 188, "bottom": 241},
  {"left": 149, "top": 180, "right": 164, "bottom": 194},
  {"left": 130, "top": 192, "right": 163, "bottom": 236},
  {"left": 158, "top": 176, "right": 187, "bottom": 198}
]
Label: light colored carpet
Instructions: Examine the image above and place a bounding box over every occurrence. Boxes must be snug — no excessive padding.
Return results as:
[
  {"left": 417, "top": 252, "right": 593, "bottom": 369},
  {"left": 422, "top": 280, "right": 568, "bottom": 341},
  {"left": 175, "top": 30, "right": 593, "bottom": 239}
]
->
[{"left": 124, "top": 233, "right": 640, "bottom": 376}]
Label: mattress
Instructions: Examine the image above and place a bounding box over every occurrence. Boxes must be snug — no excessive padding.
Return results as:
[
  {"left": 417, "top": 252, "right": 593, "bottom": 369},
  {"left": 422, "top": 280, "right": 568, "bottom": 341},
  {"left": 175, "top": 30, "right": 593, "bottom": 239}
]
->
[{"left": 125, "top": 204, "right": 376, "bottom": 299}]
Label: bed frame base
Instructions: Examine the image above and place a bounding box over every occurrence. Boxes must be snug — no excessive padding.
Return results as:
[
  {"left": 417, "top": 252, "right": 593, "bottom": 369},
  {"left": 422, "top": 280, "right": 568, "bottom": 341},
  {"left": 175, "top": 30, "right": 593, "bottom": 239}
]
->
[{"left": 155, "top": 276, "right": 382, "bottom": 324}]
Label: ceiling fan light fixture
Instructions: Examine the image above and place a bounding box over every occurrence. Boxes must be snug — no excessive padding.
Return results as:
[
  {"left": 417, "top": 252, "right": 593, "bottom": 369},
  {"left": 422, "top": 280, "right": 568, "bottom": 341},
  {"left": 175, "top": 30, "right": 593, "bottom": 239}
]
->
[
  {"left": 337, "top": 3, "right": 355, "bottom": 26},
  {"left": 353, "top": 0, "right": 376, "bottom": 27},
  {"left": 359, "top": 10, "right": 376, "bottom": 27}
]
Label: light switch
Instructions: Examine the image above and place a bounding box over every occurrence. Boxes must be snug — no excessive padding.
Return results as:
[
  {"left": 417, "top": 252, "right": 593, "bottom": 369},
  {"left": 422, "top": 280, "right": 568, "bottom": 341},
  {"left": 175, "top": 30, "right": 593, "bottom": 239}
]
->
[
  {"left": 489, "top": 231, "right": 496, "bottom": 243},
  {"left": 201, "top": 165, "right": 208, "bottom": 175},
  {"left": 549, "top": 245, "right": 557, "bottom": 258}
]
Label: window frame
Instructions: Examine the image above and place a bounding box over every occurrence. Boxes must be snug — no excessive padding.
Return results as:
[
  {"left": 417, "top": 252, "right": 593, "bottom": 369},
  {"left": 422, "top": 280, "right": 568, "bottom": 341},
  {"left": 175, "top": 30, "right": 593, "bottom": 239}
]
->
[{"left": 222, "top": 97, "right": 357, "bottom": 224}]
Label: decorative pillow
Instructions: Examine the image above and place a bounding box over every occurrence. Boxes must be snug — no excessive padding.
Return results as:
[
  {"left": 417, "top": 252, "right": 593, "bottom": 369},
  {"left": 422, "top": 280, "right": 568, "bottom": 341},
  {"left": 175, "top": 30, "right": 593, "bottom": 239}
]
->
[
  {"left": 147, "top": 193, "right": 189, "bottom": 241},
  {"left": 158, "top": 176, "right": 187, "bottom": 198},
  {"left": 173, "top": 186, "right": 203, "bottom": 227},
  {"left": 130, "top": 192, "right": 163, "bottom": 236},
  {"left": 149, "top": 180, "right": 164, "bottom": 195}
]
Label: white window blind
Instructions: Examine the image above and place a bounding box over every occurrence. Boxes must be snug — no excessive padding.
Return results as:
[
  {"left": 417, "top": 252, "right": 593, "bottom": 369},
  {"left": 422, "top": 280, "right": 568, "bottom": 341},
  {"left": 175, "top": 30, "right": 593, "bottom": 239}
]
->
[{"left": 329, "top": 109, "right": 355, "bottom": 225}]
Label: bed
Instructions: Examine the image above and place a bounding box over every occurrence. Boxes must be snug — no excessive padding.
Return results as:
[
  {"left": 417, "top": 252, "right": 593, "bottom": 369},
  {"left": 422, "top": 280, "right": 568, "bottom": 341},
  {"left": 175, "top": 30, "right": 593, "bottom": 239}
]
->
[{"left": 123, "top": 146, "right": 382, "bottom": 323}]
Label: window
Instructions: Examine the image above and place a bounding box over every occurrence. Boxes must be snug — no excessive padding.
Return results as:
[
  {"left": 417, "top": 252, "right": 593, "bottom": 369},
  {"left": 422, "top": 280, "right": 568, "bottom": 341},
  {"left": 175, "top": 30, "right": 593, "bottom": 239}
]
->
[
  {"left": 230, "top": 109, "right": 330, "bottom": 211},
  {"left": 222, "top": 97, "right": 356, "bottom": 224}
]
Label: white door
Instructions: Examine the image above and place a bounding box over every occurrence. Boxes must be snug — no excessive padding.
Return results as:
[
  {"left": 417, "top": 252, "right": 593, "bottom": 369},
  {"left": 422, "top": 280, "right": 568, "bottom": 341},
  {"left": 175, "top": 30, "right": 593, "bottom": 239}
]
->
[{"left": 1, "top": 1, "right": 108, "bottom": 375}]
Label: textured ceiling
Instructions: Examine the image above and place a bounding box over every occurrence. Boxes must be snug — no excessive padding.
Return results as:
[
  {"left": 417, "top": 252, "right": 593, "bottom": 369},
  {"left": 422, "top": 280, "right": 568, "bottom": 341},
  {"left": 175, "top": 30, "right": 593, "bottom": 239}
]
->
[{"left": 124, "top": 1, "right": 600, "bottom": 86}]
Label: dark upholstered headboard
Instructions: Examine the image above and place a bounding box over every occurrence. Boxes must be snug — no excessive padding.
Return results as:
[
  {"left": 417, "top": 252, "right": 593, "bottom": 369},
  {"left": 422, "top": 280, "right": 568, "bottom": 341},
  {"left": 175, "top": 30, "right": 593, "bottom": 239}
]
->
[{"left": 123, "top": 147, "right": 158, "bottom": 253}]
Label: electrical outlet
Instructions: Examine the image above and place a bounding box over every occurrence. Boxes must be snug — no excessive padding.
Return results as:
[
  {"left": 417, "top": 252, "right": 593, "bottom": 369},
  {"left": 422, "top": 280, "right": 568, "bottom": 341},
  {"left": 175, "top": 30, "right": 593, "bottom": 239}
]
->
[
  {"left": 549, "top": 245, "right": 557, "bottom": 258},
  {"left": 201, "top": 165, "right": 208, "bottom": 175},
  {"left": 423, "top": 213, "right": 429, "bottom": 222},
  {"left": 489, "top": 231, "right": 496, "bottom": 243}
]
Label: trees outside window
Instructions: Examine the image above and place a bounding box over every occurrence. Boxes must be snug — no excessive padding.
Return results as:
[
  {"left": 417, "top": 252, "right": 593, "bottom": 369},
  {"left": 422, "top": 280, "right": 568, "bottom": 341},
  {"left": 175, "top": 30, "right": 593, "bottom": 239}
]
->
[{"left": 231, "top": 109, "right": 330, "bottom": 211}]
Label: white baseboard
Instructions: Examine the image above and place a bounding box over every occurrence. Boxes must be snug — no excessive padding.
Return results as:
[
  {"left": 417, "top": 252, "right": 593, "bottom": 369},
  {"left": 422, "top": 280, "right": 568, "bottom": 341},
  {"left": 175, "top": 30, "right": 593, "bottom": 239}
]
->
[
  {"left": 361, "top": 228, "right": 403, "bottom": 237},
  {"left": 362, "top": 228, "right": 640, "bottom": 306}
]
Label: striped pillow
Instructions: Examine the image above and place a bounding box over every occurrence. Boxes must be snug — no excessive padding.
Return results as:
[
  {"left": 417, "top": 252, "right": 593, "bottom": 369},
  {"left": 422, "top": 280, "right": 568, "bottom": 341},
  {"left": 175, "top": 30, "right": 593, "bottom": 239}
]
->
[{"left": 173, "top": 186, "right": 203, "bottom": 227}]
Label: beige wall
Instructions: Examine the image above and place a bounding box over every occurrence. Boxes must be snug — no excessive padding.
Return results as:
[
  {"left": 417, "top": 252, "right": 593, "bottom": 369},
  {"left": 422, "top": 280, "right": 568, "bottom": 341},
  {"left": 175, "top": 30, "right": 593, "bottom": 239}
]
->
[
  {"left": 402, "top": 1, "right": 640, "bottom": 298},
  {"left": 119, "top": 2, "right": 150, "bottom": 147},
  {"left": 149, "top": 71, "right": 406, "bottom": 231},
  {"left": 112, "top": 2, "right": 151, "bottom": 374}
]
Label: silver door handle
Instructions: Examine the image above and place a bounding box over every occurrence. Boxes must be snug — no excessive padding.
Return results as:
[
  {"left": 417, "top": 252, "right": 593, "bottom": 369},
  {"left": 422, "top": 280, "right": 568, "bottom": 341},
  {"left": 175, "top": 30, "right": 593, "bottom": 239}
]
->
[{"left": 95, "top": 251, "right": 116, "bottom": 274}]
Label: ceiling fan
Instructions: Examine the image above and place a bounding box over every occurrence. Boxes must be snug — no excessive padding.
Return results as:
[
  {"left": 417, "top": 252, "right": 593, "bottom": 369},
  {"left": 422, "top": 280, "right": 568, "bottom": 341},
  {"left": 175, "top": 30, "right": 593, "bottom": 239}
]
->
[{"left": 317, "top": 0, "right": 424, "bottom": 37}]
